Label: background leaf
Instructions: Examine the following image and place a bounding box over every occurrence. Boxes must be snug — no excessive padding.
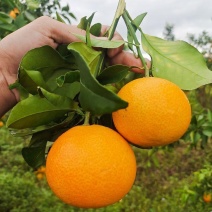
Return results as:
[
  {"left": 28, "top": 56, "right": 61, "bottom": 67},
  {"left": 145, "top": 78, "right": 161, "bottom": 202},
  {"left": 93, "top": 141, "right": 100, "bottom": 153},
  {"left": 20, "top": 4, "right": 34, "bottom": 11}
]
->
[
  {"left": 26, "top": 0, "right": 41, "bottom": 10},
  {"left": 0, "top": 12, "right": 13, "bottom": 24},
  {"left": 142, "top": 33, "right": 212, "bottom": 90}
]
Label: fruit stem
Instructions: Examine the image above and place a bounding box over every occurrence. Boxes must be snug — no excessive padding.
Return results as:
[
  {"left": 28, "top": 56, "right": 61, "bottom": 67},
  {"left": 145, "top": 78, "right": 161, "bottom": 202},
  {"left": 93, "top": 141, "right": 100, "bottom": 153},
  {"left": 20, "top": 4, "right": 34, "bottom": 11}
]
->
[
  {"left": 83, "top": 111, "right": 91, "bottom": 125},
  {"left": 122, "top": 10, "right": 149, "bottom": 77}
]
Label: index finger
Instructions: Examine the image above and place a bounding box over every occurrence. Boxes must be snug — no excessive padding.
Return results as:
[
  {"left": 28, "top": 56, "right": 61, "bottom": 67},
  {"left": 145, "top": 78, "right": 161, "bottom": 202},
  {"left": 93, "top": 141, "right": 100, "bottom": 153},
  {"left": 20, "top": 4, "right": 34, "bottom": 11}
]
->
[{"left": 100, "top": 25, "right": 124, "bottom": 58}]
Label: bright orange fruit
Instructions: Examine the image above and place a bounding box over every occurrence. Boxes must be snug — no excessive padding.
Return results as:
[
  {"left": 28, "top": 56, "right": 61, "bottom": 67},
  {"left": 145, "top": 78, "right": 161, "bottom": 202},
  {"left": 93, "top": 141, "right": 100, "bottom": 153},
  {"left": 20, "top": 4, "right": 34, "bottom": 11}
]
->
[
  {"left": 46, "top": 124, "right": 137, "bottom": 208},
  {"left": 112, "top": 77, "right": 191, "bottom": 147}
]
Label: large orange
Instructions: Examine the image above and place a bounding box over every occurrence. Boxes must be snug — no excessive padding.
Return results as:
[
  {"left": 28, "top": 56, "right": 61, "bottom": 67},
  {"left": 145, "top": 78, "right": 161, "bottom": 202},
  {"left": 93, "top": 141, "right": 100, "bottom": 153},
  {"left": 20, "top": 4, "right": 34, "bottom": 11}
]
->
[
  {"left": 45, "top": 124, "right": 137, "bottom": 209},
  {"left": 112, "top": 77, "right": 191, "bottom": 147}
]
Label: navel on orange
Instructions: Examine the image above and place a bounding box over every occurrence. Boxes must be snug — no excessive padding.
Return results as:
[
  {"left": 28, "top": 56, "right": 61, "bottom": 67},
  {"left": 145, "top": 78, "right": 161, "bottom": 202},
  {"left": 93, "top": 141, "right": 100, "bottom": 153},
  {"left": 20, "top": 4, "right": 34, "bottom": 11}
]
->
[
  {"left": 46, "top": 124, "right": 137, "bottom": 209},
  {"left": 112, "top": 77, "right": 191, "bottom": 147}
]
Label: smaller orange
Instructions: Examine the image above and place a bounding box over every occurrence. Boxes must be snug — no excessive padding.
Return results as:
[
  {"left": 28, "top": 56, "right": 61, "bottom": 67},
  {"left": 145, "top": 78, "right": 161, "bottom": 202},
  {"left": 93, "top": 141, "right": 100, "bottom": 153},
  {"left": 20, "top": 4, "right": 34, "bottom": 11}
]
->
[
  {"left": 112, "top": 77, "right": 191, "bottom": 147},
  {"left": 203, "top": 193, "right": 211, "bottom": 203}
]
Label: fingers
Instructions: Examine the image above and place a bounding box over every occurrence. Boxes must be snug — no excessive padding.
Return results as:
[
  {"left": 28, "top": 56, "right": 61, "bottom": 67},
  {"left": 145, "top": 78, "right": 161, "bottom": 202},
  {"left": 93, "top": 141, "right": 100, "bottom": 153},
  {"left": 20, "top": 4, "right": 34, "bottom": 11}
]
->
[
  {"left": 109, "top": 51, "right": 151, "bottom": 73},
  {"left": 100, "top": 25, "right": 124, "bottom": 58},
  {"left": 41, "top": 17, "right": 124, "bottom": 58},
  {"left": 34, "top": 16, "right": 84, "bottom": 46}
]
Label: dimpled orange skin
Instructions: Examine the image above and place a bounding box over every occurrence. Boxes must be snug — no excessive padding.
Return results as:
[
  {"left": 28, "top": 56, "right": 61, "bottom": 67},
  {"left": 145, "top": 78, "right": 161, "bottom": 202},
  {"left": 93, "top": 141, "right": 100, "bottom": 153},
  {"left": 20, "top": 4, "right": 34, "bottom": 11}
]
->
[
  {"left": 45, "top": 125, "right": 137, "bottom": 209},
  {"left": 112, "top": 77, "right": 191, "bottom": 147}
]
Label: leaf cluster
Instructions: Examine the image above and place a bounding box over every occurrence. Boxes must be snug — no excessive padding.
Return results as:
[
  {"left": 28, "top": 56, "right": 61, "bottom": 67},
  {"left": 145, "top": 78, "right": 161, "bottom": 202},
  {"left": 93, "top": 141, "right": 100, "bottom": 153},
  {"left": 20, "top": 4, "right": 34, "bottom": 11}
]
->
[
  {"left": 184, "top": 110, "right": 212, "bottom": 148},
  {"left": 6, "top": 13, "right": 134, "bottom": 168}
]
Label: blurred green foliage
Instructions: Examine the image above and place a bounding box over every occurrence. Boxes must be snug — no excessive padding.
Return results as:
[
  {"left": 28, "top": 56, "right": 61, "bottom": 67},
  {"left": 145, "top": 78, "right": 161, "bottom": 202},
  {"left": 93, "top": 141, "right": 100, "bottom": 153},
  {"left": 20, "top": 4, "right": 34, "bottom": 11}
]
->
[{"left": 0, "top": 0, "right": 76, "bottom": 39}]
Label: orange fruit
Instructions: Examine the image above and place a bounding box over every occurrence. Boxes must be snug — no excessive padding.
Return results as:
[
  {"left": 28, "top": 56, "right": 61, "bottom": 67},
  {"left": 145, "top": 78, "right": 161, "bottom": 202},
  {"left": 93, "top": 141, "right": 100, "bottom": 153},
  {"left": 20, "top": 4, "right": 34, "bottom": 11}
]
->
[
  {"left": 45, "top": 124, "right": 137, "bottom": 208},
  {"left": 9, "top": 8, "right": 19, "bottom": 19},
  {"left": 203, "top": 193, "right": 211, "bottom": 203},
  {"left": 0, "top": 121, "right": 4, "bottom": 127},
  {"left": 36, "top": 173, "right": 45, "bottom": 180},
  {"left": 112, "top": 77, "right": 191, "bottom": 147},
  {"left": 9, "top": 10, "right": 16, "bottom": 19}
]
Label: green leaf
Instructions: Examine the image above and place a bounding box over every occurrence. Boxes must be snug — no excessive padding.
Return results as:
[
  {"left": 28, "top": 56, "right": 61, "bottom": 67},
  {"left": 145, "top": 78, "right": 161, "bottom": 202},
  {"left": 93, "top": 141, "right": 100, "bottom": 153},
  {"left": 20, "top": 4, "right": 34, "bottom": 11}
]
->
[
  {"left": 18, "top": 68, "right": 50, "bottom": 94},
  {"left": 142, "top": 33, "right": 212, "bottom": 90},
  {"left": 37, "top": 87, "right": 77, "bottom": 109},
  {"left": 68, "top": 42, "right": 101, "bottom": 75},
  {"left": 6, "top": 95, "right": 73, "bottom": 129},
  {"left": 77, "top": 16, "right": 87, "bottom": 30},
  {"left": 132, "top": 13, "right": 147, "bottom": 28},
  {"left": 72, "top": 33, "right": 125, "bottom": 48},
  {"left": 77, "top": 12, "right": 95, "bottom": 30},
  {"left": 4, "top": 0, "right": 17, "bottom": 8},
  {"left": 10, "top": 112, "right": 78, "bottom": 137},
  {"left": 97, "top": 65, "right": 130, "bottom": 85},
  {"left": 9, "top": 81, "right": 29, "bottom": 100},
  {"left": 79, "top": 82, "right": 127, "bottom": 114},
  {"left": 0, "top": 12, "right": 13, "bottom": 24},
  {"left": 0, "top": 23, "right": 17, "bottom": 32},
  {"left": 13, "top": 13, "right": 28, "bottom": 28},
  {"left": 90, "top": 23, "right": 102, "bottom": 36},
  {"left": 20, "top": 46, "right": 71, "bottom": 77},
  {"left": 56, "top": 12, "right": 66, "bottom": 23},
  {"left": 56, "top": 70, "right": 80, "bottom": 87},
  {"left": 22, "top": 133, "right": 47, "bottom": 168},
  {"left": 45, "top": 68, "right": 74, "bottom": 91},
  {"left": 68, "top": 43, "right": 128, "bottom": 115},
  {"left": 85, "top": 25, "right": 92, "bottom": 47},
  {"left": 202, "top": 126, "right": 212, "bottom": 137},
  {"left": 54, "top": 82, "right": 80, "bottom": 99},
  {"left": 26, "top": 0, "right": 41, "bottom": 10},
  {"left": 23, "top": 10, "right": 35, "bottom": 22},
  {"left": 126, "top": 12, "right": 147, "bottom": 52},
  {"left": 87, "top": 12, "right": 95, "bottom": 26}
]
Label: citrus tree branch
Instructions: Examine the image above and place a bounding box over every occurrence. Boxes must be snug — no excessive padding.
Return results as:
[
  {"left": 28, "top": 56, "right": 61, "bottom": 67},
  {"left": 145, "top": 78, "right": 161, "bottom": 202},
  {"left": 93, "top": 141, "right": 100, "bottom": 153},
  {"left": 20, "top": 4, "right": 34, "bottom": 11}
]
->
[{"left": 122, "top": 10, "right": 149, "bottom": 77}]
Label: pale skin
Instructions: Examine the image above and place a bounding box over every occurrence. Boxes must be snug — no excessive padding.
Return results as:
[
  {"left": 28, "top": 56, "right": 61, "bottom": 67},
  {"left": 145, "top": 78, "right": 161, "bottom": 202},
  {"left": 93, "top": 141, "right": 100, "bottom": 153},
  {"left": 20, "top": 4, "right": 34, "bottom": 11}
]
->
[{"left": 0, "top": 16, "right": 149, "bottom": 117}]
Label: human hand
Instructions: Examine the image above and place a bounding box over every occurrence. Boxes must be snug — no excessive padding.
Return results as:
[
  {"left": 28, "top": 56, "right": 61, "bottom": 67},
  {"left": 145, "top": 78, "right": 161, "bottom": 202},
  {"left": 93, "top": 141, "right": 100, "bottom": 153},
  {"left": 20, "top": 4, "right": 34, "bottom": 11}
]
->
[{"left": 0, "top": 16, "right": 149, "bottom": 116}]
